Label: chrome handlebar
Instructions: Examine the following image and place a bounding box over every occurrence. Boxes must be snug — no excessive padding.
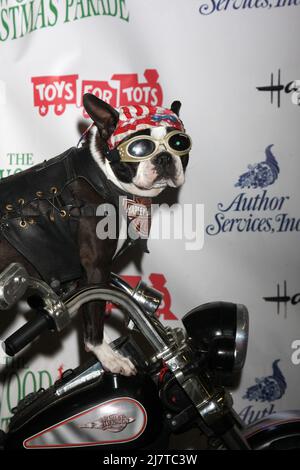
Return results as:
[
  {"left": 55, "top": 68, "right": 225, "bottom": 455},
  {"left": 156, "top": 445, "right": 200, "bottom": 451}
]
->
[
  {"left": 0, "top": 263, "right": 171, "bottom": 354},
  {"left": 64, "top": 284, "right": 171, "bottom": 355}
]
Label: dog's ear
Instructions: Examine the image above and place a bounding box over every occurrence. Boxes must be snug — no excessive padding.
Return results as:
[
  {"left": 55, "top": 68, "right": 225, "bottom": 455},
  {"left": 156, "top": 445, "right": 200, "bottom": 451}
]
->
[
  {"left": 83, "top": 94, "right": 119, "bottom": 140},
  {"left": 171, "top": 100, "right": 181, "bottom": 117}
]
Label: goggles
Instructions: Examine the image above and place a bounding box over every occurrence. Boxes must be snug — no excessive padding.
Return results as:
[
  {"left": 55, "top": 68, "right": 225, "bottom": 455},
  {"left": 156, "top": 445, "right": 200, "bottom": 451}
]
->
[{"left": 116, "top": 130, "right": 192, "bottom": 163}]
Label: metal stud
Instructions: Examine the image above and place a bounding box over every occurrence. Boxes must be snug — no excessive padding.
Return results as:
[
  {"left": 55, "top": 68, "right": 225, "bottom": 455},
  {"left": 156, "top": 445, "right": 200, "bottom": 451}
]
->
[
  {"left": 5, "top": 204, "right": 13, "bottom": 211},
  {"left": 19, "top": 220, "right": 27, "bottom": 228}
]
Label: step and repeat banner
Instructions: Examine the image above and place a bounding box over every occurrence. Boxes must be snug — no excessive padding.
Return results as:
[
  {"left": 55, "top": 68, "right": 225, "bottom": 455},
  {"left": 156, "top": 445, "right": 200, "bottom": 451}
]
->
[{"left": 0, "top": 0, "right": 300, "bottom": 436}]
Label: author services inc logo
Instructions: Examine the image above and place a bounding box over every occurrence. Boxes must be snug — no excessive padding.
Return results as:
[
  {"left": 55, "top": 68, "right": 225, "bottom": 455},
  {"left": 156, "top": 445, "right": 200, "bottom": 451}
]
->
[
  {"left": 239, "top": 359, "right": 287, "bottom": 425},
  {"left": 199, "top": 0, "right": 300, "bottom": 16},
  {"left": 206, "top": 145, "right": 300, "bottom": 236}
]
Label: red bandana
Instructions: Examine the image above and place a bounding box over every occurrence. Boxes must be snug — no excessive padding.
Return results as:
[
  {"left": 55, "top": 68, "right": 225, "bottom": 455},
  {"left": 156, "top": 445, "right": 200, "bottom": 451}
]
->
[{"left": 108, "top": 104, "right": 184, "bottom": 150}]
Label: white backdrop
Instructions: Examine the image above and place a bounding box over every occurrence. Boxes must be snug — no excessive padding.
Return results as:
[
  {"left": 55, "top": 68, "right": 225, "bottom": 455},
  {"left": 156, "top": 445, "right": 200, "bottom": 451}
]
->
[{"left": 1, "top": 0, "right": 300, "bottom": 433}]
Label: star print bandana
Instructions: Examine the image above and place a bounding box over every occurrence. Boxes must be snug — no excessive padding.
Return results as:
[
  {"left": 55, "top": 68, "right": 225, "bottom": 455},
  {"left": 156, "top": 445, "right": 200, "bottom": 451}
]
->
[{"left": 107, "top": 104, "right": 184, "bottom": 150}]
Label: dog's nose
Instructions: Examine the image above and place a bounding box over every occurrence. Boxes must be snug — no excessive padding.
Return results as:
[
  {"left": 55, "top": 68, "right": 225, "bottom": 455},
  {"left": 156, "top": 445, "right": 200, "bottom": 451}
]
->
[{"left": 153, "top": 152, "right": 173, "bottom": 167}]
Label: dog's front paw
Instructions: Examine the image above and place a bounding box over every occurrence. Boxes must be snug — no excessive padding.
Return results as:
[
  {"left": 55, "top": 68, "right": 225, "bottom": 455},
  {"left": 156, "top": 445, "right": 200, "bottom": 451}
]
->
[{"left": 86, "top": 340, "right": 137, "bottom": 376}]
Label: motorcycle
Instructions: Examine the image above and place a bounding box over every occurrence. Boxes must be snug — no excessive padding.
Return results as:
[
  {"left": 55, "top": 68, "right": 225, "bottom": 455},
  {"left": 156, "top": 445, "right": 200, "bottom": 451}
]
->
[{"left": 0, "top": 262, "right": 300, "bottom": 450}]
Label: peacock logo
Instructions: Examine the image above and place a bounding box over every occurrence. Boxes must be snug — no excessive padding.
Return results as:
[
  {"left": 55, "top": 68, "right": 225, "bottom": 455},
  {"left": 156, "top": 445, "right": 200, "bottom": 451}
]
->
[
  {"left": 235, "top": 145, "right": 280, "bottom": 189},
  {"left": 243, "top": 359, "right": 287, "bottom": 403}
]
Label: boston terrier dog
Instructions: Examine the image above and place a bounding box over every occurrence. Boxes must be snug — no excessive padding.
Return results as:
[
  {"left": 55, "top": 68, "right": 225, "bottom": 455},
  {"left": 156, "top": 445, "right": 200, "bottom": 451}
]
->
[{"left": 0, "top": 94, "right": 191, "bottom": 376}]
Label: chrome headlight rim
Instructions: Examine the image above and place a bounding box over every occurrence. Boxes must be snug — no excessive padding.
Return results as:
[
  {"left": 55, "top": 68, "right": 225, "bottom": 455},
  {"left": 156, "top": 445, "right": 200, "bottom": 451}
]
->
[{"left": 234, "top": 304, "right": 249, "bottom": 371}]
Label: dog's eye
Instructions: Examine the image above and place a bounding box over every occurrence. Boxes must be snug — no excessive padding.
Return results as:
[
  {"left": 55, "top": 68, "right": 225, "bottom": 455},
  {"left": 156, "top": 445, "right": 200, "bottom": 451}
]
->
[
  {"left": 169, "top": 133, "right": 191, "bottom": 152},
  {"left": 127, "top": 139, "right": 155, "bottom": 158}
]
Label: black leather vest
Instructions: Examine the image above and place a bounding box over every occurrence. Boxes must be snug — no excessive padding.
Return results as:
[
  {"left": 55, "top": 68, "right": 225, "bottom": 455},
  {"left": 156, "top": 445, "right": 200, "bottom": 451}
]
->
[{"left": 0, "top": 146, "right": 142, "bottom": 285}]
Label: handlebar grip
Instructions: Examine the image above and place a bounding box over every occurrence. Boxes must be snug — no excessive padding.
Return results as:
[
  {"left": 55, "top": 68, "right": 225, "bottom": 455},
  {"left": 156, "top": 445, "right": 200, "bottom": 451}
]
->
[{"left": 4, "top": 310, "right": 55, "bottom": 356}]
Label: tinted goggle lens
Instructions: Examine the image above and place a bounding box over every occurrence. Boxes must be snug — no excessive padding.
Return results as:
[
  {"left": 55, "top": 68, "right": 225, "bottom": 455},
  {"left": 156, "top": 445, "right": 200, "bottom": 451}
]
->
[
  {"left": 168, "top": 133, "right": 191, "bottom": 152},
  {"left": 117, "top": 131, "right": 192, "bottom": 162},
  {"left": 127, "top": 139, "right": 156, "bottom": 159}
]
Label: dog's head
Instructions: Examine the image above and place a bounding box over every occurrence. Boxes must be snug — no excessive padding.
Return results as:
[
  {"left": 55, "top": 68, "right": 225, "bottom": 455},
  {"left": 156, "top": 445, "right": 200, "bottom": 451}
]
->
[{"left": 83, "top": 94, "right": 191, "bottom": 197}]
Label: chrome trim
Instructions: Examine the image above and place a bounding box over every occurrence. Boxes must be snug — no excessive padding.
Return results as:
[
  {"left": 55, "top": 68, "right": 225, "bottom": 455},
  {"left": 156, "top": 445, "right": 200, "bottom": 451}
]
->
[
  {"left": 55, "top": 362, "right": 105, "bottom": 397},
  {"left": 0, "top": 263, "right": 29, "bottom": 310},
  {"left": 132, "top": 281, "right": 162, "bottom": 316},
  {"left": 110, "top": 273, "right": 133, "bottom": 296},
  {"left": 110, "top": 274, "right": 163, "bottom": 316},
  {"left": 234, "top": 304, "right": 249, "bottom": 370},
  {"left": 27, "top": 277, "right": 71, "bottom": 331}
]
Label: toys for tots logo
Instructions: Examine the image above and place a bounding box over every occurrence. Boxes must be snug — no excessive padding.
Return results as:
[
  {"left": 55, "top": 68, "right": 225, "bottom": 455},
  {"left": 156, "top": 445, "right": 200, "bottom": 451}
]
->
[{"left": 31, "top": 69, "right": 163, "bottom": 117}]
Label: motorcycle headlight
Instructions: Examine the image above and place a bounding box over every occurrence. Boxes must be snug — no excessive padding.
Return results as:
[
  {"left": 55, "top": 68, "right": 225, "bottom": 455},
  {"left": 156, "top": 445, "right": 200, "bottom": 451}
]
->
[{"left": 182, "top": 302, "right": 249, "bottom": 373}]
